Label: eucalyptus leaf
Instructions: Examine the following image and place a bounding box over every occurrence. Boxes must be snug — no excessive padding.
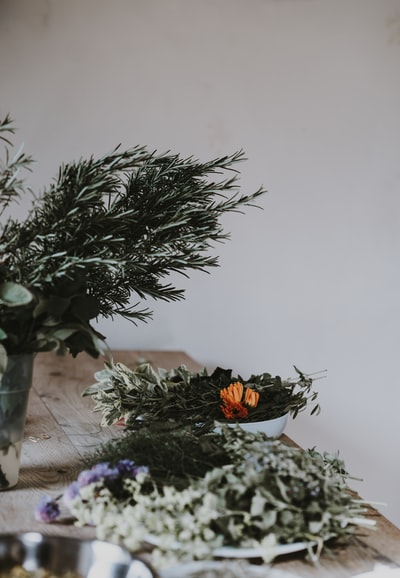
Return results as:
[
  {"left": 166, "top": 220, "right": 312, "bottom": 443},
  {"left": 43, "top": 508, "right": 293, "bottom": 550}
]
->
[
  {"left": 0, "top": 345, "right": 7, "bottom": 375},
  {"left": 0, "top": 282, "right": 32, "bottom": 307},
  {"left": 33, "top": 295, "right": 71, "bottom": 319},
  {"left": 50, "top": 328, "right": 79, "bottom": 340},
  {"left": 70, "top": 295, "right": 101, "bottom": 321}
]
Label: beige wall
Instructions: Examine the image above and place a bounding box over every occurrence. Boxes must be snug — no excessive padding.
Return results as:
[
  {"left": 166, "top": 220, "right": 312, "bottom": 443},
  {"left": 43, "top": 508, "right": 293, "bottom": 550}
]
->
[{"left": 1, "top": 0, "right": 399, "bottom": 525}]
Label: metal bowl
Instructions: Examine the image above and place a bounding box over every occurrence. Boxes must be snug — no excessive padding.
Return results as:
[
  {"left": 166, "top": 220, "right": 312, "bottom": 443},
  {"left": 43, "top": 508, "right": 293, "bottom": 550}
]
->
[{"left": 0, "top": 532, "right": 157, "bottom": 578}]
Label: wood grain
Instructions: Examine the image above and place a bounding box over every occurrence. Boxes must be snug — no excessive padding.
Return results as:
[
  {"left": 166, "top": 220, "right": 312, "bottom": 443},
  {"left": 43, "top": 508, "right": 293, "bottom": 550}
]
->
[{"left": 0, "top": 350, "right": 399, "bottom": 576}]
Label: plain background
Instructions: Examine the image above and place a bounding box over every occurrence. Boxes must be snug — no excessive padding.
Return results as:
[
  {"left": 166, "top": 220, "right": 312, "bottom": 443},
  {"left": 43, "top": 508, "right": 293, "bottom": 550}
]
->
[{"left": 1, "top": 0, "right": 399, "bottom": 526}]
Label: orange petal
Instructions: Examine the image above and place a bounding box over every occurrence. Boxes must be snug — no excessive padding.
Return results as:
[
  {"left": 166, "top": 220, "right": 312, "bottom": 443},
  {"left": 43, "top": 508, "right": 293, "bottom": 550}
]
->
[
  {"left": 244, "top": 388, "right": 260, "bottom": 408},
  {"left": 220, "top": 381, "right": 244, "bottom": 404},
  {"left": 221, "top": 401, "right": 248, "bottom": 419}
]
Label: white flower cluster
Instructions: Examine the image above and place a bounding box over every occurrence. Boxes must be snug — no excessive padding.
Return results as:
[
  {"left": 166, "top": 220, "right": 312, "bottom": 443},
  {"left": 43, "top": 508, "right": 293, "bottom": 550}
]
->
[
  {"left": 67, "top": 466, "right": 281, "bottom": 568},
  {"left": 65, "top": 437, "right": 374, "bottom": 570}
]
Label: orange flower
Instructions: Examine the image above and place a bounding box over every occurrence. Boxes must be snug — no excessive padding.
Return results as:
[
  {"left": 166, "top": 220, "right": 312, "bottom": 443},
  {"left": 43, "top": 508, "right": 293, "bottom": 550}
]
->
[
  {"left": 220, "top": 401, "right": 249, "bottom": 420},
  {"left": 220, "top": 382, "right": 244, "bottom": 405},
  {"left": 244, "top": 387, "right": 259, "bottom": 408},
  {"left": 219, "top": 381, "right": 259, "bottom": 420}
]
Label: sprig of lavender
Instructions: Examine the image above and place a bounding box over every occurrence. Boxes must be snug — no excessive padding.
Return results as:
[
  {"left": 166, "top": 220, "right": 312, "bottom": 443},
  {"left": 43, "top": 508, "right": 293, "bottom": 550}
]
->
[{"left": 34, "top": 459, "right": 148, "bottom": 523}]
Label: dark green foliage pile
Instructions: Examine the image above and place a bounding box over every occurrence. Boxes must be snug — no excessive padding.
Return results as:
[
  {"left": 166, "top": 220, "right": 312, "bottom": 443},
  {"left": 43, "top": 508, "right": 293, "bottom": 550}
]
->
[{"left": 87, "top": 426, "right": 232, "bottom": 489}]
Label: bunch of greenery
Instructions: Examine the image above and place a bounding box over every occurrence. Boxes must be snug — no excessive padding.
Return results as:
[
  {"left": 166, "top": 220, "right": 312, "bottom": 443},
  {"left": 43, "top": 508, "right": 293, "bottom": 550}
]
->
[
  {"left": 0, "top": 114, "right": 265, "bottom": 371},
  {"left": 48, "top": 426, "right": 374, "bottom": 569},
  {"left": 86, "top": 425, "right": 233, "bottom": 489},
  {"left": 84, "top": 361, "right": 321, "bottom": 430}
]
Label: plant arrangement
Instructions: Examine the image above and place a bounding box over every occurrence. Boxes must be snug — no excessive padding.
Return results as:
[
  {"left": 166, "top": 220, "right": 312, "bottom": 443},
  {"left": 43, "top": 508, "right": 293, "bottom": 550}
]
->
[
  {"left": 0, "top": 114, "right": 265, "bottom": 371},
  {"left": 83, "top": 361, "right": 322, "bottom": 432},
  {"left": 35, "top": 426, "right": 375, "bottom": 570},
  {"left": 0, "top": 113, "right": 264, "bottom": 488}
]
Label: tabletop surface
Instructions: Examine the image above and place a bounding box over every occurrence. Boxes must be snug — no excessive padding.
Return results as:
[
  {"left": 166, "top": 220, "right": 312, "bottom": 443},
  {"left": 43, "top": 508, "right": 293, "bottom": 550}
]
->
[{"left": 1, "top": 350, "right": 399, "bottom": 577}]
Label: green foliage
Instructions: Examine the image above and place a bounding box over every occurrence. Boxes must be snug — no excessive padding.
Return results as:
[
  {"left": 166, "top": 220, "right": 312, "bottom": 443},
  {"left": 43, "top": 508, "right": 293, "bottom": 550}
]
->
[
  {"left": 0, "top": 116, "right": 265, "bottom": 363},
  {"left": 83, "top": 361, "right": 321, "bottom": 429},
  {"left": 0, "top": 283, "right": 33, "bottom": 307},
  {"left": 0, "top": 114, "right": 33, "bottom": 215},
  {"left": 86, "top": 426, "right": 232, "bottom": 489},
  {"left": 71, "top": 426, "right": 374, "bottom": 566}
]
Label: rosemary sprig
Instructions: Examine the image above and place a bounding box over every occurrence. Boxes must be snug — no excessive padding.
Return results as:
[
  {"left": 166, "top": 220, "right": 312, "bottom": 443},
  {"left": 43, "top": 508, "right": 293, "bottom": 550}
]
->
[{"left": 0, "top": 116, "right": 265, "bottom": 362}]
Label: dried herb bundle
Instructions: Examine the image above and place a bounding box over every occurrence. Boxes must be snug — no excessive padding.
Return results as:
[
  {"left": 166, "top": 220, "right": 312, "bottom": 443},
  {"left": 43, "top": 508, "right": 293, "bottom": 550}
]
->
[
  {"left": 59, "top": 426, "right": 373, "bottom": 568},
  {"left": 86, "top": 426, "right": 232, "bottom": 489},
  {"left": 84, "top": 362, "right": 321, "bottom": 430}
]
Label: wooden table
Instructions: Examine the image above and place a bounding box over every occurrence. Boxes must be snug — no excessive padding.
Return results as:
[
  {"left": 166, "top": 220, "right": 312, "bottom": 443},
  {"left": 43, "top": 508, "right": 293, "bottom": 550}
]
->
[{"left": 1, "top": 350, "right": 400, "bottom": 577}]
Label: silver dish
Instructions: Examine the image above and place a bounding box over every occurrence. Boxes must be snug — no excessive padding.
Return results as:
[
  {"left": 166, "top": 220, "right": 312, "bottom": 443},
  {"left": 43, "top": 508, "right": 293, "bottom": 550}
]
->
[{"left": 0, "top": 532, "right": 157, "bottom": 578}]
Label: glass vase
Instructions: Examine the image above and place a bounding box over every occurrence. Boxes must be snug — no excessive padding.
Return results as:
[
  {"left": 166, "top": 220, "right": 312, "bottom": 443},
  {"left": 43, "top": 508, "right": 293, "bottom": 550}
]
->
[{"left": 0, "top": 354, "right": 34, "bottom": 489}]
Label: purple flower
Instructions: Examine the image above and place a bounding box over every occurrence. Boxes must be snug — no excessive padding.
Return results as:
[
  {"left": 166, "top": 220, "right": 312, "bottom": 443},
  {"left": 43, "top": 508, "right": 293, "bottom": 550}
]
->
[
  {"left": 77, "top": 462, "right": 118, "bottom": 487},
  {"left": 62, "top": 481, "right": 81, "bottom": 508},
  {"left": 117, "top": 459, "right": 149, "bottom": 478},
  {"left": 116, "top": 459, "right": 136, "bottom": 476},
  {"left": 35, "top": 495, "right": 60, "bottom": 523},
  {"left": 133, "top": 465, "right": 149, "bottom": 477}
]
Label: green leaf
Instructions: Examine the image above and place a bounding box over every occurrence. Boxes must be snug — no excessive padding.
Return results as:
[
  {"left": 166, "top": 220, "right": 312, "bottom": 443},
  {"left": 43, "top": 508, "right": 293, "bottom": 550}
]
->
[
  {"left": 50, "top": 328, "right": 79, "bottom": 340},
  {"left": 70, "top": 294, "right": 101, "bottom": 322},
  {"left": 0, "top": 282, "right": 33, "bottom": 307},
  {"left": 0, "top": 344, "right": 7, "bottom": 374},
  {"left": 33, "top": 295, "right": 71, "bottom": 319}
]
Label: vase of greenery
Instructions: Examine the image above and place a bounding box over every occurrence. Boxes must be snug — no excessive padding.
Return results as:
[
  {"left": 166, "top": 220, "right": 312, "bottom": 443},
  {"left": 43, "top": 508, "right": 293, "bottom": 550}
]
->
[
  {"left": 0, "top": 354, "right": 33, "bottom": 488},
  {"left": 0, "top": 114, "right": 265, "bottom": 486}
]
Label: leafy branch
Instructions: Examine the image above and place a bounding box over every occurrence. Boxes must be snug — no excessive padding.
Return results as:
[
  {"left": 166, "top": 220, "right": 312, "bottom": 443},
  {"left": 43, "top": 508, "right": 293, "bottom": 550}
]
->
[
  {"left": 84, "top": 361, "right": 321, "bottom": 429},
  {"left": 0, "top": 115, "right": 34, "bottom": 216},
  {"left": 0, "top": 116, "right": 266, "bottom": 360}
]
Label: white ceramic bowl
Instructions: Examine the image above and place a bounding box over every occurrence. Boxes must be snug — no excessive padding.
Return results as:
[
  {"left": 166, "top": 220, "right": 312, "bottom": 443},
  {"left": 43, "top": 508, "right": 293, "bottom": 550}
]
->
[{"left": 228, "top": 413, "right": 289, "bottom": 438}]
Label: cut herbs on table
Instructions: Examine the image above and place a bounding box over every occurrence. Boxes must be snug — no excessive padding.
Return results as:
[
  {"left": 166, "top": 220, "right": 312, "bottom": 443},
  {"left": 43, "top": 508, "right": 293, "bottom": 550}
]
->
[
  {"left": 35, "top": 427, "right": 375, "bottom": 570},
  {"left": 83, "top": 362, "right": 322, "bottom": 432}
]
